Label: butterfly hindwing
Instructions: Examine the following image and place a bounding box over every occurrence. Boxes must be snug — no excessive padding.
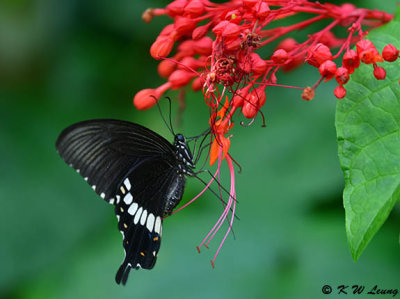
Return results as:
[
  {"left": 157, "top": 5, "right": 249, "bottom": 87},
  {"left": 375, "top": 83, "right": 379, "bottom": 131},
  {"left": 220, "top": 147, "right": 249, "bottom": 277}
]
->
[
  {"left": 114, "top": 158, "right": 185, "bottom": 284},
  {"left": 56, "top": 119, "right": 175, "bottom": 203}
]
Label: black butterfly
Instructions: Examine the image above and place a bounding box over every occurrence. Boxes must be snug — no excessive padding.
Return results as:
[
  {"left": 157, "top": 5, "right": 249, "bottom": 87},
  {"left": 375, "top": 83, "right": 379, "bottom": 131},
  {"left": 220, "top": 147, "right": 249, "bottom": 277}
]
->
[{"left": 56, "top": 119, "right": 198, "bottom": 285}]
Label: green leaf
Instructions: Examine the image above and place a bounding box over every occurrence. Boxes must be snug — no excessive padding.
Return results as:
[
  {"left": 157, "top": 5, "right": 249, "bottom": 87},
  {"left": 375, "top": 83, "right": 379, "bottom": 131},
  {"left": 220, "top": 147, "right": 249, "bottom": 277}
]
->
[{"left": 336, "top": 10, "right": 400, "bottom": 261}]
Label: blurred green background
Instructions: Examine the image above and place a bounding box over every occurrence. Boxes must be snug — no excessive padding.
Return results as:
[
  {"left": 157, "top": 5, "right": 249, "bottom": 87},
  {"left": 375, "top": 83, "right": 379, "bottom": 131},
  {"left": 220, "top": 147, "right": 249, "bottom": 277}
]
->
[{"left": 1, "top": 0, "right": 399, "bottom": 298}]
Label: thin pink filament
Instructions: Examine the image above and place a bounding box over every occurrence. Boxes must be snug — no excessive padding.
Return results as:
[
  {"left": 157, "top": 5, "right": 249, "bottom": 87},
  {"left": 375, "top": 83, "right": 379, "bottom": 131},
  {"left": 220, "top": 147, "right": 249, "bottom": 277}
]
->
[
  {"left": 211, "top": 154, "right": 236, "bottom": 265},
  {"left": 198, "top": 147, "right": 237, "bottom": 259},
  {"left": 197, "top": 147, "right": 224, "bottom": 249}
]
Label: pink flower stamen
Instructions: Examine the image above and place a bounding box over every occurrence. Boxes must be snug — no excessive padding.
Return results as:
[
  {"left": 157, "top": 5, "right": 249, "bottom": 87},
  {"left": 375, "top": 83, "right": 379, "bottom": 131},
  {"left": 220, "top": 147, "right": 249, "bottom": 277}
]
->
[
  {"left": 196, "top": 149, "right": 237, "bottom": 267},
  {"left": 211, "top": 154, "right": 236, "bottom": 267}
]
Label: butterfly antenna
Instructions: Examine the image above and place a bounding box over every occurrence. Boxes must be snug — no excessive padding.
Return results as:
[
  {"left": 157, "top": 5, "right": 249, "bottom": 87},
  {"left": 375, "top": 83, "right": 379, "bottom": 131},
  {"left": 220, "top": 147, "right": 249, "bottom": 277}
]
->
[
  {"left": 186, "top": 127, "right": 211, "bottom": 141},
  {"left": 166, "top": 96, "right": 176, "bottom": 136},
  {"left": 194, "top": 142, "right": 211, "bottom": 167},
  {"left": 186, "top": 127, "right": 211, "bottom": 165},
  {"left": 152, "top": 96, "right": 175, "bottom": 137},
  {"left": 192, "top": 129, "right": 211, "bottom": 162},
  {"left": 189, "top": 128, "right": 213, "bottom": 168}
]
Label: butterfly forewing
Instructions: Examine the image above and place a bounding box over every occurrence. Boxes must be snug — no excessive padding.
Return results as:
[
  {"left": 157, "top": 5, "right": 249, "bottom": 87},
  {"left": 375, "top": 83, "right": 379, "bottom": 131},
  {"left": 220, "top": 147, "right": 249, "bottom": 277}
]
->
[{"left": 56, "top": 119, "right": 175, "bottom": 203}]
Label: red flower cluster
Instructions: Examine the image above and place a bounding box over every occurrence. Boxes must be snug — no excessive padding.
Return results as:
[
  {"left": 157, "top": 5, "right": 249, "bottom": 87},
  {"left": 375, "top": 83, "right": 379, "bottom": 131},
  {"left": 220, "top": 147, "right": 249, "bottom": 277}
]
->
[
  {"left": 133, "top": 0, "right": 397, "bottom": 267},
  {"left": 306, "top": 39, "right": 400, "bottom": 100},
  {"left": 329, "top": 41, "right": 399, "bottom": 99},
  {"left": 135, "top": 1, "right": 394, "bottom": 151}
]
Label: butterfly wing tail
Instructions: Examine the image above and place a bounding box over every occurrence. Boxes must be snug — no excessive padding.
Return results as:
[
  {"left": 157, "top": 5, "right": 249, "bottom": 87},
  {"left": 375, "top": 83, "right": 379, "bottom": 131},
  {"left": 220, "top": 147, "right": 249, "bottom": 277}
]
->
[
  {"left": 115, "top": 262, "right": 132, "bottom": 285},
  {"left": 115, "top": 222, "right": 162, "bottom": 284}
]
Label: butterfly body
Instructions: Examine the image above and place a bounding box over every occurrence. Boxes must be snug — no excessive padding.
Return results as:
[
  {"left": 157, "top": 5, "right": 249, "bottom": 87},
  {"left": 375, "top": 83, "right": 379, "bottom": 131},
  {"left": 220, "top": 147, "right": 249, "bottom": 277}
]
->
[{"left": 56, "top": 119, "right": 195, "bottom": 284}]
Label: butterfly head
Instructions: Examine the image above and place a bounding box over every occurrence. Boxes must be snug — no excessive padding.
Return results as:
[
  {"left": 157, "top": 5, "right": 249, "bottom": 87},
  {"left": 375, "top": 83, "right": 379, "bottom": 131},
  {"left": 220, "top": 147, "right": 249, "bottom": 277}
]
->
[
  {"left": 175, "top": 133, "right": 185, "bottom": 143},
  {"left": 174, "top": 134, "right": 195, "bottom": 170}
]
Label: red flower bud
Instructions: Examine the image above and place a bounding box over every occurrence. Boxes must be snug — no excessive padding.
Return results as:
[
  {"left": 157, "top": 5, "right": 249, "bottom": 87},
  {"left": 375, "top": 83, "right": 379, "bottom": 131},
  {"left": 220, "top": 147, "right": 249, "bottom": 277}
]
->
[
  {"left": 319, "top": 31, "right": 338, "bottom": 48},
  {"left": 252, "top": 86, "right": 266, "bottom": 106},
  {"left": 177, "top": 40, "right": 196, "bottom": 56},
  {"left": 193, "top": 37, "right": 213, "bottom": 56},
  {"left": 254, "top": 2, "right": 270, "bottom": 18},
  {"left": 249, "top": 53, "right": 267, "bottom": 75},
  {"left": 158, "top": 59, "right": 176, "bottom": 77},
  {"left": 159, "top": 24, "right": 176, "bottom": 37},
  {"left": 150, "top": 37, "right": 175, "bottom": 59},
  {"left": 192, "top": 77, "right": 203, "bottom": 91},
  {"left": 342, "top": 49, "right": 359, "bottom": 73},
  {"left": 242, "top": 87, "right": 265, "bottom": 119},
  {"left": 192, "top": 24, "right": 209, "bottom": 40},
  {"left": 319, "top": 60, "right": 337, "bottom": 81},
  {"left": 184, "top": 0, "right": 205, "bottom": 17},
  {"left": 373, "top": 66, "right": 386, "bottom": 80},
  {"left": 335, "top": 67, "right": 349, "bottom": 85},
  {"left": 168, "top": 69, "right": 195, "bottom": 89},
  {"left": 276, "top": 38, "right": 302, "bottom": 71},
  {"left": 174, "top": 17, "right": 197, "bottom": 36},
  {"left": 224, "top": 37, "right": 241, "bottom": 52},
  {"left": 242, "top": 97, "right": 258, "bottom": 119},
  {"left": 277, "top": 38, "right": 298, "bottom": 52},
  {"left": 166, "top": 0, "right": 188, "bottom": 16},
  {"left": 271, "top": 49, "right": 288, "bottom": 64},
  {"left": 231, "top": 86, "right": 251, "bottom": 107},
  {"left": 306, "top": 43, "right": 333, "bottom": 67},
  {"left": 238, "top": 54, "right": 251, "bottom": 74},
  {"left": 212, "top": 21, "right": 230, "bottom": 35},
  {"left": 133, "top": 88, "right": 160, "bottom": 110},
  {"left": 338, "top": 4, "right": 356, "bottom": 26},
  {"left": 340, "top": 3, "right": 356, "bottom": 15},
  {"left": 222, "top": 22, "right": 241, "bottom": 38},
  {"left": 242, "top": 0, "right": 258, "bottom": 7},
  {"left": 178, "top": 56, "right": 202, "bottom": 70},
  {"left": 334, "top": 85, "right": 347, "bottom": 99},
  {"left": 283, "top": 58, "right": 303, "bottom": 72},
  {"left": 382, "top": 44, "right": 399, "bottom": 62}
]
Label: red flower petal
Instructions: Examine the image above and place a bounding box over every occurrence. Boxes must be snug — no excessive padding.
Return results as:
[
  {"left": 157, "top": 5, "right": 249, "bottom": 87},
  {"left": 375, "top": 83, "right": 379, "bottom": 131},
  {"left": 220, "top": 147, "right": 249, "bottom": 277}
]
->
[
  {"left": 334, "top": 85, "right": 347, "bottom": 99},
  {"left": 133, "top": 89, "right": 160, "bottom": 110},
  {"left": 382, "top": 44, "right": 399, "bottom": 62},
  {"left": 150, "top": 36, "right": 175, "bottom": 59},
  {"left": 168, "top": 70, "right": 195, "bottom": 89},
  {"left": 335, "top": 67, "right": 349, "bottom": 85},
  {"left": 373, "top": 66, "right": 386, "bottom": 80}
]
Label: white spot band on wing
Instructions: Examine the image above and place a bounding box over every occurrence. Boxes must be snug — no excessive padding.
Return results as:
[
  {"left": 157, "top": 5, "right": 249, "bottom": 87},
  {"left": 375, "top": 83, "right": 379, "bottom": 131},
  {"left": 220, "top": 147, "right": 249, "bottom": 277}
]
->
[
  {"left": 155, "top": 216, "right": 161, "bottom": 234},
  {"left": 124, "top": 178, "right": 131, "bottom": 191},
  {"left": 146, "top": 213, "right": 155, "bottom": 232},
  {"left": 140, "top": 209, "right": 147, "bottom": 225},
  {"left": 123, "top": 193, "right": 133, "bottom": 205},
  {"left": 128, "top": 202, "right": 138, "bottom": 216},
  {"left": 134, "top": 207, "right": 143, "bottom": 224}
]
